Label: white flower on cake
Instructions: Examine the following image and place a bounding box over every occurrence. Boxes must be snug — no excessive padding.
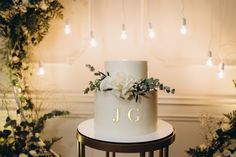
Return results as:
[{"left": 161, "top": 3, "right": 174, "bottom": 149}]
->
[{"left": 100, "top": 72, "right": 138, "bottom": 99}]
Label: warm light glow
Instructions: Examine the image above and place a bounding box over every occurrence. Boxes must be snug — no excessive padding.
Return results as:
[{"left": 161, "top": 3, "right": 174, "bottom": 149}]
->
[
  {"left": 90, "top": 31, "right": 97, "bottom": 48},
  {"left": 90, "top": 38, "right": 97, "bottom": 47},
  {"left": 64, "top": 19, "right": 71, "bottom": 35},
  {"left": 180, "top": 25, "right": 187, "bottom": 35},
  {"left": 121, "top": 31, "right": 128, "bottom": 40},
  {"left": 206, "top": 57, "right": 213, "bottom": 67},
  {"left": 218, "top": 70, "right": 224, "bottom": 79},
  {"left": 148, "top": 29, "right": 155, "bottom": 39},
  {"left": 120, "top": 24, "right": 128, "bottom": 40},
  {"left": 218, "top": 62, "right": 224, "bottom": 79},
  {"left": 206, "top": 51, "right": 213, "bottom": 67},
  {"left": 148, "top": 22, "right": 155, "bottom": 39},
  {"left": 180, "top": 18, "right": 187, "bottom": 35},
  {"left": 37, "top": 61, "right": 45, "bottom": 76}
]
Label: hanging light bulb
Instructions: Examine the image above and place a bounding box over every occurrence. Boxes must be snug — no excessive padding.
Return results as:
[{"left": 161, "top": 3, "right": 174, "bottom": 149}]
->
[
  {"left": 64, "top": 19, "right": 71, "bottom": 35},
  {"left": 218, "top": 62, "right": 224, "bottom": 79},
  {"left": 37, "top": 61, "right": 45, "bottom": 76},
  {"left": 206, "top": 51, "right": 213, "bottom": 67},
  {"left": 180, "top": 17, "right": 187, "bottom": 35},
  {"left": 120, "top": 24, "right": 128, "bottom": 40},
  {"left": 90, "top": 31, "right": 97, "bottom": 48},
  {"left": 148, "top": 22, "right": 155, "bottom": 39}
]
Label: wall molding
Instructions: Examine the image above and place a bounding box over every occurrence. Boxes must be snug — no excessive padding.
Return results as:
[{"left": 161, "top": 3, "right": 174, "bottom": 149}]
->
[
  {"left": 1, "top": 92, "right": 236, "bottom": 122},
  {"left": 2, "top": 92, "right": 236, "bottom": 105}
]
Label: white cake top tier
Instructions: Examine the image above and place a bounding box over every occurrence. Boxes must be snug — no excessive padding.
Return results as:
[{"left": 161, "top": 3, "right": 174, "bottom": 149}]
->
[{"left": 105, "top": 60, "right": 147, "bottom": 79}]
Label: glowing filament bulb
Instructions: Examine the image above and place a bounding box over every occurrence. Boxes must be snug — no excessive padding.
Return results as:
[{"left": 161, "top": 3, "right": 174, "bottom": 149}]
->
[
  {"left": 90, "top": 38, "right": 97, "bottom": 47},
  {"left": 218, "top": 62, "right": 224, "bottom": 79},
  {"left": 148, "top": 22, "right": 155, "bottom": 39},
  {"left": 90, "top": 31, "right": 97, "bottom": 48},
  {"left": 120, "top": 24, "right": 128, "bottom": 40},
  {"left": 206, "top": 51, "right": 213, "bottom": 67},
  {"left": 64, "top": 19, "right": 71, "bottom": 35},
  {"left": 37, "top": 61, "right": 45, "bottom": 76},
  {"left": 180, "top": 17, "right": 187, "bottom": 35}
]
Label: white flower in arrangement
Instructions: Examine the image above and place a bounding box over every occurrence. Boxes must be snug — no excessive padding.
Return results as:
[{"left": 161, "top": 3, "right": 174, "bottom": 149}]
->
[
  {"left": 38, "top": 141, "right": 46, "bottom": 147},
  {"left": 28, "top": 132, "right": 33, "bottom": 137},
  {"left": 40, "top": 2, "right": 48, "bottom": 10},
  {"left": 29, "top": 150, "right": 37, "bottom": 156},
  {"left": 35, "top": 133, "right": 40, "bottom": 138},
  {"left": 199, "top": 144, "right": 207, "bottom": 151},
  {"left": 0, "top": 0, "right": 66, "bottom": 155},
  {"left": 100, "top": 77, "right": 113, "bottom": 91},
  {"left": 22, "top": 62, "right": 28, "bottom": 69},
  {"left": 19, "top": 153, "right": 28, "bottom": 157},
  {"left": 222, "top": 116, "right": 231, "bottom": 123},
  {"left": 221, "top": 122, "right": 231, "bottom": 131},
  {"left": 12, "top": 56, "right": 20, "bottom": 63},
  {"left": 100, "top": 72, "right": 138, "bottom": 99}
]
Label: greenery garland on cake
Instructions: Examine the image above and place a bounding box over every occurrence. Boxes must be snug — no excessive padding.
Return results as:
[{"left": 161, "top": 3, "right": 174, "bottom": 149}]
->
[
  {"left": 0, "top": 0, "right": 69, "bottom": 156},
  {"left": 186, "top": 111, "right": 236, "bottom": 157},
  {"left": 84, "top": 64, "right": 175, "bottom": 101}
]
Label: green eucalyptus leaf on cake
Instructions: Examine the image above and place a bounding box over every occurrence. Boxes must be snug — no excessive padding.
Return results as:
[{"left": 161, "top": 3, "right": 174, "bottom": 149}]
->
[
  {"left": 85, "top": 64, "right": 175, "bottom": 102},
  {"left": 84, "top": 87, "right": 90, "bottom": 94}
]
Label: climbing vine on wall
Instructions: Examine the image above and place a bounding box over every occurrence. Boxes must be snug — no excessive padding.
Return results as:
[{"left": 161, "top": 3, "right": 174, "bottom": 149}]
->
[{"left": 0, "top": 0, "right": 69, "bottom": 156}]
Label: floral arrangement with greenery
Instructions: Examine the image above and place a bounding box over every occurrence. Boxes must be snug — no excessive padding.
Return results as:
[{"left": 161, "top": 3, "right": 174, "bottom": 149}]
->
[
  {"left": 84, "top": 64, "right": 175, "bottom": 101},
  {"left": 186, "top": 110, "right": 236, "bottom": 157},
  {"left": 0, "top": 0, "right": 69, "bottom": 156}
]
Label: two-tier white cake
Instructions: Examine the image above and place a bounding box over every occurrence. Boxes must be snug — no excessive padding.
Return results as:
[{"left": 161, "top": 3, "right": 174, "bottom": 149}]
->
[{"left": 94, "top": 60, "right": 158, "bottom": 140}]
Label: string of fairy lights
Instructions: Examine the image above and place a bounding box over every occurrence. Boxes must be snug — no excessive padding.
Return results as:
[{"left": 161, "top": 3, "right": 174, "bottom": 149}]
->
[{"left": 37, "top": 0, "right": 228, "bottom": 79}]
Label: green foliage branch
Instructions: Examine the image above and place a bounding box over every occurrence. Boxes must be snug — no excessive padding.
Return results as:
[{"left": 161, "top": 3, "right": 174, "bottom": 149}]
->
[
  {"left": 186, "top": 111, "right": 236, "bottom": 157},
  {"left": 84, "top": 64, "right": 175, "bottom": 102},
  {"left": 0, "top": 0, "right": 69, "bottom": 156}
]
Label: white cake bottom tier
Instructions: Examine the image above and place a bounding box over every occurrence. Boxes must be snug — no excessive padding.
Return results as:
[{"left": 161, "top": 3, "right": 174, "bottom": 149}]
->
[{"left": 94, "top": 91, "right": 157, "bottom": 140}]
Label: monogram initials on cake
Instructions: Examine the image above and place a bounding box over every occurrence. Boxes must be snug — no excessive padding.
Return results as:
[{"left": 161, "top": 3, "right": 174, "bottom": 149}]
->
[{"left": 112, "top": 108, "right": 140, "bottom": 122}]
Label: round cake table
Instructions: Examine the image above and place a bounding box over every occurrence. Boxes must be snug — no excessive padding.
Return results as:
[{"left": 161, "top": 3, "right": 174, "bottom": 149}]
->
[{"left": 76, "top": 119, "right": 175, "bottom": 157}]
